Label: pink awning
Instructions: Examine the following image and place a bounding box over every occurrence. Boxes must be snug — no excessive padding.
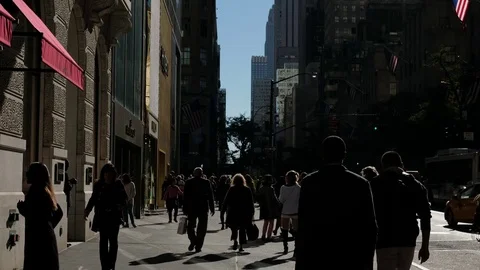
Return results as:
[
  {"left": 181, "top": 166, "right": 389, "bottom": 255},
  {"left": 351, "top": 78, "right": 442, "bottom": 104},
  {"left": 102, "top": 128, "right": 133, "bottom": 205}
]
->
[
  {"left": 12, "top": 0, "right": 84, "bottom": 90},
  {"left": 0, "top": 3, "right": 14, "bottom": 47}
]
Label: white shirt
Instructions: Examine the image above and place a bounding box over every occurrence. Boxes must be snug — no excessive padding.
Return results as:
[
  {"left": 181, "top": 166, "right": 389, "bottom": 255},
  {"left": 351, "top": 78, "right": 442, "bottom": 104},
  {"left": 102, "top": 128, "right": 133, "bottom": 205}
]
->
[
  {"left": 278, "top": 183, "right": 301, "bottom": 215},
  {"left": 124, "top": 182, "right": 136, "bottom": 202}
]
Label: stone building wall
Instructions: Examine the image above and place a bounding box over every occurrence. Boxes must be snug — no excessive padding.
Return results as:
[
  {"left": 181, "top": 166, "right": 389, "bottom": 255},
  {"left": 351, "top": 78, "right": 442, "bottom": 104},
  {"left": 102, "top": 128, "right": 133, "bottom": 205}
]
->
[{"left": 0, "top": 0, "right": 130, "bottom": 268}]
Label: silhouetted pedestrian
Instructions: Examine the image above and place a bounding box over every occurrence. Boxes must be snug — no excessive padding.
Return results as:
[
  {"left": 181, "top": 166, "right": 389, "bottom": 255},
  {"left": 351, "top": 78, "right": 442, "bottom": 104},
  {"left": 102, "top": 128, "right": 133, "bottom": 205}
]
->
[{"left": 296, "top": 136, "right": 377, "bottom": 270}]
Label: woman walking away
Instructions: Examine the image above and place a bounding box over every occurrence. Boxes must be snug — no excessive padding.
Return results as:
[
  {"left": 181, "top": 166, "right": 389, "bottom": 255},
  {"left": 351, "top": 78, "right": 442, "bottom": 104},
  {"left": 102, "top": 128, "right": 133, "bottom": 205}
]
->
[
  {"left": 222, "top": 174, "right": 255, "bottom": 252},
  {"left": 217, "top": 175, "right": 230, "bottom": 229},
  {"left": 278, "top": 170, "right": 301, "bottom": 256},
  {"left": 85, "top": 163, "right": 127, "bottom": 270},
  {"left": 164, "top": 178, "right": 183, "bottom": 222},
  {"left": 122, "top": 174, "right": 137, "bottom": 228},
  {"left": 18, "top": 162, "right": 63, "bottom": 270},
  {"left": 361, "top": 166, "right": 379, "bottom": 182},
  {"left": 256, "top": 174, "right": 281, "bottom": 241}
]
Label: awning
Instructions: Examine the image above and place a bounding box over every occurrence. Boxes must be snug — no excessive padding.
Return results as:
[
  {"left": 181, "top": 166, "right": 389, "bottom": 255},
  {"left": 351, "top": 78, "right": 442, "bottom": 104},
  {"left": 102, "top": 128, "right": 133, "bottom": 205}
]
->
[
  {"left": 12, "top": 0, "right": 84, "bottom": 90},
  {"left": 0, "top": 3, "right": 14, "bottom": 46}
]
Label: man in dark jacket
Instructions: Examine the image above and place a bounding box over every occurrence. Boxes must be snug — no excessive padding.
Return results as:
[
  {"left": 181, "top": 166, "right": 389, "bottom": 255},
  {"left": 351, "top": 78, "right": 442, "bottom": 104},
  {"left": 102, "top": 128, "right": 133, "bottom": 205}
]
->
[
  {"left": 295, "top": 136, "right": 377, "bottom": 270},
  {"left": 370, "top": 151, "right": 431, "bottom": 269},
  {"left": 183, "top": 167, "right": 215, "bottom": 252}
]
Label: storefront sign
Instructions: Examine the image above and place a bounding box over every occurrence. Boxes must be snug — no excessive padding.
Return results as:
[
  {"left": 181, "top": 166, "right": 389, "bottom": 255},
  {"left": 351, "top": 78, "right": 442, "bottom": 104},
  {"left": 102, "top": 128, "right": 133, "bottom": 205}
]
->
[
  {"left": 125, "top": 120, "right": 136, "bottom": 138},
  {"left": 148, "top": 113, "right": 159, "bottom": 139}
]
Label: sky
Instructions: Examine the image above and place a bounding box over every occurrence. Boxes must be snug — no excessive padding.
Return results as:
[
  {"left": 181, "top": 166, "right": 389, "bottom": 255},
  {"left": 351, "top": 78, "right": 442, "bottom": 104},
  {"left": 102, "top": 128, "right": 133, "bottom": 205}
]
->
[{"left": 217, "top": 0, "right": 273, "bottom": 118}]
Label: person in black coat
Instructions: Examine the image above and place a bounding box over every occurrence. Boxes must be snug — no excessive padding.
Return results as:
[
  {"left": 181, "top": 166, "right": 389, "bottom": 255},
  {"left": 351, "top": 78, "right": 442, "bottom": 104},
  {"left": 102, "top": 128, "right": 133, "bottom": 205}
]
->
[
  {"left": 85, "top": 163, "right": 127, "bottom": 270},
  {"left": 183, "top": 167, "right": 215, "bottom": 252},
  {"left": 295, "top": 136, "right": 377, "bottom": 270},
  {"left": 18, "top": 162, "right": 63, "bottom": 270},
  {"left": 222, "top": 173, "right": 255, "bottom": 252}
]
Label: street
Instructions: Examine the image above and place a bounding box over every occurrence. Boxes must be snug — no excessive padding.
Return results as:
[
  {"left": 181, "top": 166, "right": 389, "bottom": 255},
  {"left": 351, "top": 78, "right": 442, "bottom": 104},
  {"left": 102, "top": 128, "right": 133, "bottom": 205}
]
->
[{"left": 59, "top": 209, "right": 480, "bottom": 270}]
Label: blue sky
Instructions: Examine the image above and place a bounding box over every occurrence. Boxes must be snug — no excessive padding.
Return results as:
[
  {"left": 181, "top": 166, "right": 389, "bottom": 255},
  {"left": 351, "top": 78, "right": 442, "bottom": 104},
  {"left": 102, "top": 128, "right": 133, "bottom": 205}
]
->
[{"left": 217, "top": 0, "right": 273, "bottom": 118}]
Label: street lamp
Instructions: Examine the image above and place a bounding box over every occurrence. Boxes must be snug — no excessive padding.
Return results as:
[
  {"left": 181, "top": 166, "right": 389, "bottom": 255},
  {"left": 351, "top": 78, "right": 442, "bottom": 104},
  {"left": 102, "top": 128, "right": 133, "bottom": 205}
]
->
[{"left": 268, "top": 72, "right": 318, "bottom": 174}]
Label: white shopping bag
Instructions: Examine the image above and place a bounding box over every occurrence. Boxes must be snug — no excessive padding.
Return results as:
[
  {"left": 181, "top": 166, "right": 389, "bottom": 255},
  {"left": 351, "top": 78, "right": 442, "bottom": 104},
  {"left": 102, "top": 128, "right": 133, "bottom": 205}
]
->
[{"left": 177, "top": 217, "right": 188, "bottom": 235}]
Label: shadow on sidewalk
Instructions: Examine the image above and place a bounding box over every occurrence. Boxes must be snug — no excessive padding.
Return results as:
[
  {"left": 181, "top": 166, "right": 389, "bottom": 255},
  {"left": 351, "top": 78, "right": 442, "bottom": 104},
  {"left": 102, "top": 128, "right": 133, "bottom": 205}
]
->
[
  {"left": 135, "top": 222, "right": 168, "bottom": 227},
  {"left": 183, "top": 251, "right": 247, "bottom": 265},
  {"left": 129, "top": 252, "right": 195, "bottom": 265},
  {"left": 242, "top": 254, "right": 293, "bottom": 269}
]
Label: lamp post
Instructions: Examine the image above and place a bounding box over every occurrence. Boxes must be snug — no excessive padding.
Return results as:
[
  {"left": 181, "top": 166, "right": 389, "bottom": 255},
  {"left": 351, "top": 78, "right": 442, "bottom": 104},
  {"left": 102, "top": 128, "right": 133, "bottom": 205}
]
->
[{"left": 269, "top": 72, "right": 317, "bottom": 174}]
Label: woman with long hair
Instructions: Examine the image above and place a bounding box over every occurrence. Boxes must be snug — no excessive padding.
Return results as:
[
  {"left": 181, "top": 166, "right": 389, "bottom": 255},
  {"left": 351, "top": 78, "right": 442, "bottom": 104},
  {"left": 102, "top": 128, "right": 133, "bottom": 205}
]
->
[
  {"left": 17, "top": 162, "right": 63, "bottom": 270},
  {"left": 245, "top": 174, "right": 256, "bottom": 194},
  {"left": 85, "top": 163, "right": 127, "bottom": 270},
  {"left": 122, "top": 174, "right": 136, "bottom": 228},
  {"left": 278, "top": 170, "right": 301, "bottom": 256},
  {"left": 222, "top": 174, "right": 255, "bottom": 252},
  {"left": 256, "top": 174, "right": 280, "bottom": 241}
]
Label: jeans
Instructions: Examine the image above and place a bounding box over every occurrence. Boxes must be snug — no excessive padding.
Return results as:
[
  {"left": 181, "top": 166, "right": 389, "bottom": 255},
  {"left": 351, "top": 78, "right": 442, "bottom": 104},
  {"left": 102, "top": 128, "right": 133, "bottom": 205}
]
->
[
  {"left": 99, "top": 224, "right": 120, "bottom": 270},
  {"left": 166, "top": 198, "right": 179, "bottom": 221},
  {"left": 123, "top": 202, "right": 135, "bottom": 226}
]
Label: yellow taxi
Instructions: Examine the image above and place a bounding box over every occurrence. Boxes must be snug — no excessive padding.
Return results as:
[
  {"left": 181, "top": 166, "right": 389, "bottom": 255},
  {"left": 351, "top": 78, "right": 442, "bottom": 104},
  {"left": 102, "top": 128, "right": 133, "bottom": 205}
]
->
[{"left": 444, "top": 183, "right": 480, "bottom": 227}]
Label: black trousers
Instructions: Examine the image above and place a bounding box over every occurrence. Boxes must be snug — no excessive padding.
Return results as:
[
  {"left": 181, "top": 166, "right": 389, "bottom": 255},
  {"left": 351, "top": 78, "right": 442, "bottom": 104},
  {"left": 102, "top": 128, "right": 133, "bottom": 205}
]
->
[
  {"left": 99, "top": 223, "right": 120, "bottom": 270},
  {"left": 230, "top": 225, "right": 247, "bottom": 245},
  {"left": 187, "top": 212, "right": 208, "bottom": 249},
  {"left": 166, "top": 199, "right": 179, "bottom": 221}
]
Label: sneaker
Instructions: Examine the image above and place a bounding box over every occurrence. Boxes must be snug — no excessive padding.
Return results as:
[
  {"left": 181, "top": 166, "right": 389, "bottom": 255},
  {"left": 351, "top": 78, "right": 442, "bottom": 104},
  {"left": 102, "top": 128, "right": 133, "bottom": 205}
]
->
[
  {"left": 238, "top": 245, "right": 244, "bottom": 252},
  {"left": 174, "top": 218, "right": 178, "bottom": 223},
  {"left": 188, "top": 243, "right": 195, "bottom": 251},
  {"left": 132, "top": 224, "right": 137, "bottom": 228}
]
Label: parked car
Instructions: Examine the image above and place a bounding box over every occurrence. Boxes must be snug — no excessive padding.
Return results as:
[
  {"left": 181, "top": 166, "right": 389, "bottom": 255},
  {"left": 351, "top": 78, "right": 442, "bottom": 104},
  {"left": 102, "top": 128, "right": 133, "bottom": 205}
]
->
[{"left": 444, "top": 183, "right": 480, "bottom": 227}]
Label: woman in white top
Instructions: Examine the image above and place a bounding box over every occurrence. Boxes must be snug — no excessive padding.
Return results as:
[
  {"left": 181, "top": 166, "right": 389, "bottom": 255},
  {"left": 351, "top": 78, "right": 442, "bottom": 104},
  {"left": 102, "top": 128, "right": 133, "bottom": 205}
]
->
[{"left": 278, "top": 170, "right": 301, "bottom": 256}]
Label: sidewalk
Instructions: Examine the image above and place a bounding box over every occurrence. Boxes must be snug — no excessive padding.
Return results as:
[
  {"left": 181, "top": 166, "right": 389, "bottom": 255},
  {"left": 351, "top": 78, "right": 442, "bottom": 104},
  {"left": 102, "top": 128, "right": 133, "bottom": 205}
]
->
[{"left": 59, "top": 209, "right": 296, "bottom": 270}]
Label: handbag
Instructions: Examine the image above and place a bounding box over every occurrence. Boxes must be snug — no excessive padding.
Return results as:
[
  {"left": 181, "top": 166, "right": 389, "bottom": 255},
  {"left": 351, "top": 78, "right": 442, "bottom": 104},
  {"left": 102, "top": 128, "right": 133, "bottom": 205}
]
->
[
  {"left": 90, "top": 214, "right": 101, "bottom": 232},
  {"left": 246, "top": 223, "right": 259, "bottom": 241},
  {"left": 177, "top": 217, "right": 188, "bottom": 235}
]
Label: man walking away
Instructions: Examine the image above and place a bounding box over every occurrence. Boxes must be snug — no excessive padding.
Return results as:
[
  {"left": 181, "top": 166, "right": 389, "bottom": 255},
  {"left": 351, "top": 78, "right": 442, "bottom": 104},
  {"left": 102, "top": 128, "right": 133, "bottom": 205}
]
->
[
  {"left": 183, "top": 167, "right": 215, "bottom": 252},
  {"left": 371, "top": 151, "right": 431, "bottom": 270},
  {"left": 295, "top": 136, "right": 377, "bottom": 270}
]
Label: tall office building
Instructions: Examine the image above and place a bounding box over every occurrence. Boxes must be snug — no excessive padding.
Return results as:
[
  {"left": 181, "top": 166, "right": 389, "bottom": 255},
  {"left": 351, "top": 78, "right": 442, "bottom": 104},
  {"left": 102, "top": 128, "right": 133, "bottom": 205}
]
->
[
  {"left": 274, "top": 0, "right": 300, "bottom": 69},
  {"left": 251, "top": 56, "right": 270, "bottom": 127},
  {"left": 265, "top": 6, "right": 276, "bottom": 79},
  {"left": 251, "top": 56, "right": 269, "bottom": 84},
  {"left": 324, "top": 0, "right": 366, "bottom": 47},
  {"left": 180, "top": 0, "right": 220, "bottom": 174}
]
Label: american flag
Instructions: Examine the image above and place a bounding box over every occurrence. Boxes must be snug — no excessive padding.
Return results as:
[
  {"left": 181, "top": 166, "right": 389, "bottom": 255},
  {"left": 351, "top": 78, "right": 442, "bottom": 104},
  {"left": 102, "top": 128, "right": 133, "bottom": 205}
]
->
[
  {"left": 453, "top": 0, "right": 470, "bottom": 22},
  {"left": 390, "top": 54, "right": 398, "bottom": 73},
  {"left": 384, "top": 48, "right": 399, "bottom": 74},
  {"left": 182, "top": 99, "right": 203, "bottom": 132}
]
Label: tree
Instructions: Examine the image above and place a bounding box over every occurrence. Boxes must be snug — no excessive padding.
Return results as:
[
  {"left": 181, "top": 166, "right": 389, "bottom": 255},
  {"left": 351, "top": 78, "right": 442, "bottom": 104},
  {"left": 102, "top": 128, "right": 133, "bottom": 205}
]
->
[{"left": 226, "top": 114, "right": 257, "bottom": 169}]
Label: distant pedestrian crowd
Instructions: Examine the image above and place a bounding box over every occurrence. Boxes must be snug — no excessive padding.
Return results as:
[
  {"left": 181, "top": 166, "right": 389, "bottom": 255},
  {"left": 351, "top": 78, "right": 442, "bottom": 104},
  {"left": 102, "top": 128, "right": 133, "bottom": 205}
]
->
[{"left": 16, "top": 135, "right": 435, "bottom": 270}]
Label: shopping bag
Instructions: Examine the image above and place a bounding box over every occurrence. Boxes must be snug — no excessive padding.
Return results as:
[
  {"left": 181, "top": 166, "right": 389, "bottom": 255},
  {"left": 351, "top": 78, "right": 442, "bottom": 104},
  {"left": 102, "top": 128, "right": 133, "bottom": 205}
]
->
[
  {"left": 177, "top": 217, "right": 188, "bottom": 235},
  {"left": 246, "top": 223, "right": 259, "bottom": 241}
]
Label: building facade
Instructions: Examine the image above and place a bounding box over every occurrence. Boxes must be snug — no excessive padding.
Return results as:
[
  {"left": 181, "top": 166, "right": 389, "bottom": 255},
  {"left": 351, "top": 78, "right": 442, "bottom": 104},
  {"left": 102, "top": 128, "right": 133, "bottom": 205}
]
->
[
  {"left": 157, "top": 0, "right": 182, "bottom": 206},
  {"left": 180, "top": 0, "right": 220, "bottom": 175},
  {"left": 0, "top": 0, "right": 131, "bottom": 268},
  {"left": 112, "top": 0, "right": 145, "bottom": 218}
]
